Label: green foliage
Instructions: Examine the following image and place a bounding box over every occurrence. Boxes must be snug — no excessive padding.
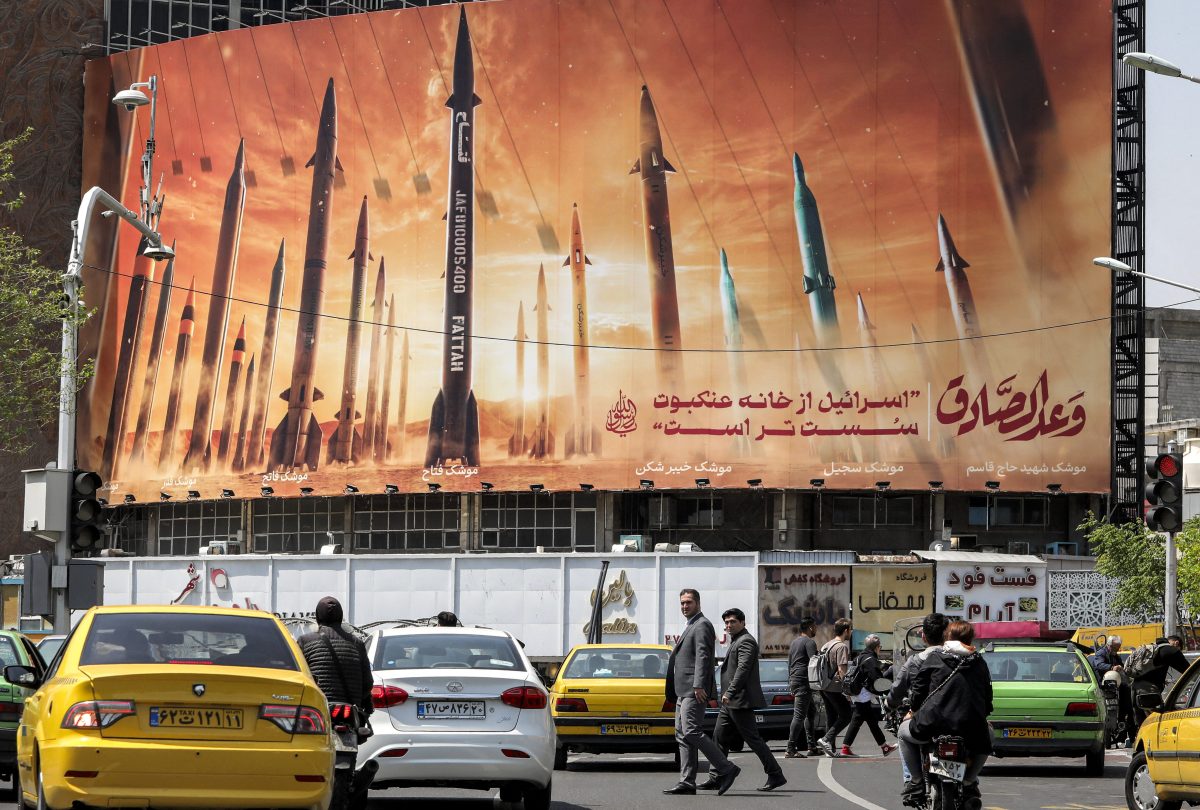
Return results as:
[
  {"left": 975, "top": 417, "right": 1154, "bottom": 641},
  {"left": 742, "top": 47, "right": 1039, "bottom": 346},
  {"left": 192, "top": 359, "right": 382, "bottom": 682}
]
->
[
  {"left": 0, "top": 128, "right": 93, "bottom": 453},
  {"left": 1082, "top": 512, "right": 1200, "bottom": 623}
]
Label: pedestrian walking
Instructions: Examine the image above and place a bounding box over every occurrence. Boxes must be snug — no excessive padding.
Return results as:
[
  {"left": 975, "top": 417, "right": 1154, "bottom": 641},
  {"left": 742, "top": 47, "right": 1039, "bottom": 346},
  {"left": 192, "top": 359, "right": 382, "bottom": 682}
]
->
[
  {"left": 663, "top": 589, "right": 740, "bottom": 796},
  {"left": 840, "top": 634, "right": 897, "bottom": 757},
  {"left": 816, "top": 618, "right": 853, "bottom": 757},
  {"left": 700, "top": 609, "right": 786, "bottom": 792},
  {"left": 786, "top": 617, "right": 820, "bottom": 758}
]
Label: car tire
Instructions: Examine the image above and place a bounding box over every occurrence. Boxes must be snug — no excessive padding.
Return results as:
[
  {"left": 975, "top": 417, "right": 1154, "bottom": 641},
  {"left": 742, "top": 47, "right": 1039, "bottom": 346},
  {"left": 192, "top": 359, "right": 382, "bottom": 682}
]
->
[
  {"left": 34, "top": 759, "right": 48, "bottom": 810},
  {"left": 1086, "top": 747, "right": 1105, "bottom": 777},
  {"left": 1126, "top": 750, "right": 1181, "bottom": 810},
  {"left": 523, "top": 779, "right": 551, "bottom": 810},
  {"left": 553, "top": 746, "right": 568, "bottom": 771}
]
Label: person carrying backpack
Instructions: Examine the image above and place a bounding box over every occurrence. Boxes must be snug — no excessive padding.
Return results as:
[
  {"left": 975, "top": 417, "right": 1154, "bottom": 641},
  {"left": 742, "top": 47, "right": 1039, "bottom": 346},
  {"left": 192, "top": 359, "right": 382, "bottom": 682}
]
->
[
  {"left": 814, "top": 618, "right": 854, "bottom": 757},
  {"left": 840, "top": 634, "right": 898, "bottom": 757},
  {"left": 1130, "top": 636, "right": 1190, "bottom": 726}
]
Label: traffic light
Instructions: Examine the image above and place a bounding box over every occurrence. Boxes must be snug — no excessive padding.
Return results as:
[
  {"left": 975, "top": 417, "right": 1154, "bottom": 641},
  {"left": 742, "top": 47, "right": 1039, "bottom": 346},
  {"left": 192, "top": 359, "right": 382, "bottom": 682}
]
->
[
  {"left": 1145, "top": 452, "right": 1184, "bottom": 533},
  {"left": 69, "top": 470, "right": 104, "bottom": 553}
]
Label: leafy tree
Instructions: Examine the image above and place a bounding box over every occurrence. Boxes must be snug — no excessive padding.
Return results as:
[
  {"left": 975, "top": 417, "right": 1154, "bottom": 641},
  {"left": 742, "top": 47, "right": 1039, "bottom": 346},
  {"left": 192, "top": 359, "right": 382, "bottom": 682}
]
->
[
  {"left": 0, "top": 128, "right": 92, "bottom": 453},
  {"left": 1082, "top": 511, "right": 1200, "bottom": 624}
]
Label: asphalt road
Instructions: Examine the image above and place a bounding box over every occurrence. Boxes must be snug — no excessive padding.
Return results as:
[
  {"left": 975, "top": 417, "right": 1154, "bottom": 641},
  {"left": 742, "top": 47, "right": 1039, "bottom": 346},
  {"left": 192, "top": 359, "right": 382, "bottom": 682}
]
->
[{"left": 0, "top": 744, "right": 1133, "bottom": 809}]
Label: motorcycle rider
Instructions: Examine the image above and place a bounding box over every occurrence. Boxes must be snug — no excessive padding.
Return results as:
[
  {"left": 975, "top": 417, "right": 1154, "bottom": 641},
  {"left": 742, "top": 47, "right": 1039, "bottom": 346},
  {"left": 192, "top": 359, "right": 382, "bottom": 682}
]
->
[
  {"left": 899, "top": 620, "right": 992, "bottom": 810},
  {"left": 887, "top": 613, "right": 947, "bottom": 786}
]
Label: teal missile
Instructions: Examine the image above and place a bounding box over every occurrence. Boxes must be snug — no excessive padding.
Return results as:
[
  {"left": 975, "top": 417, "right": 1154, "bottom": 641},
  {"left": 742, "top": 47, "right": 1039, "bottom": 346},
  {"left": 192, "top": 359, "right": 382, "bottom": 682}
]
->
[
  {"left": 719, "top": 249, "right": 752, "bottom": 456},
  {"left": 793, "top": 153, "right": 839, "bottom": 338}
]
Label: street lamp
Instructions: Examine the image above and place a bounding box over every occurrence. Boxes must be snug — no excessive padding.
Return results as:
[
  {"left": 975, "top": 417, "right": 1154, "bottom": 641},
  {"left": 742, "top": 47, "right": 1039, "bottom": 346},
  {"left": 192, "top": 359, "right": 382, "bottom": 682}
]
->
[
  {"left": 1094, "top": 257, "right": 1200, "bottom": 296},
  {"left": 1122, "top": 52, "right": 1200, "bottom": 84}
]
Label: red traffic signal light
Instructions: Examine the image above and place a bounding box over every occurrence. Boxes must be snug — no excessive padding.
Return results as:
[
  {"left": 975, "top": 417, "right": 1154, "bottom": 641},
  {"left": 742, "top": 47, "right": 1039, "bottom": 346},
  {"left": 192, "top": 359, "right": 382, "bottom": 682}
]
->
[{"left": 1145, "top": 452, "right": 1185, "bottom": 533}]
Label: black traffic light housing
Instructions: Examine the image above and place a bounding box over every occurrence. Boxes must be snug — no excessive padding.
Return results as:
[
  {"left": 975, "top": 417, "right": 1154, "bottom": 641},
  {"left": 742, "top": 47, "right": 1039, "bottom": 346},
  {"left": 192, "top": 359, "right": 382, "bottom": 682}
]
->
[
  {"left": 1145, "top": 452, "right": 1184, "bottom": 533},
  {"left": 70, "top": 470, "right": 104, "bottom": 553}
]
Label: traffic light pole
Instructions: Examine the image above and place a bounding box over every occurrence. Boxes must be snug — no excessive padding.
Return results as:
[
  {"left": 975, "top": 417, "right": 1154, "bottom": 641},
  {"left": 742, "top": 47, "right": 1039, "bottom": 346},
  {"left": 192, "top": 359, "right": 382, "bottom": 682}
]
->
[{"left": 1166, "top": 530, "right": 1178, "bottom": 638}]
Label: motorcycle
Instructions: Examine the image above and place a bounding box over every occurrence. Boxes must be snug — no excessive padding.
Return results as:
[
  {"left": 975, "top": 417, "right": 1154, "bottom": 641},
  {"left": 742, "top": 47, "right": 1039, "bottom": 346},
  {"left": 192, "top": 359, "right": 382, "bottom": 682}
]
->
[
  {"left": 328, "top": 703, "right": 378, "bottom": 810},
  {"left": 922, "top": 735, "right": 972, "bottom": 810}
]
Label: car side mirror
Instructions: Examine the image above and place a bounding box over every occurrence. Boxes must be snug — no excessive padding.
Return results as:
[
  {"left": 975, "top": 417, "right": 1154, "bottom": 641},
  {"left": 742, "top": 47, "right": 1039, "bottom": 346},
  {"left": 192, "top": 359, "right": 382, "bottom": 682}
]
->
[
  {"left": 4, "top": 665, "right": 40, "bottom": 689},
  {"left": 1136, "top": 692, "right": 1164, "bottom": 712}
]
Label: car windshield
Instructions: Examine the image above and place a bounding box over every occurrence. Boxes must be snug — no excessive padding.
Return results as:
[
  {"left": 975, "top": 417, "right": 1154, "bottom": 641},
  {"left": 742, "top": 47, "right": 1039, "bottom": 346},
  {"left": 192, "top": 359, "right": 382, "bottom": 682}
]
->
[
  {"left": 985, "top": 650, "right": 1091, "bottom": 683},
  {"left": 0, "top": 637, "right": 20, "bottom": 669},
  {"left": 563, "top": 648, "right": 668, "bottom": 679},
  {"left": 374, "top": 633, "right": 522, "bottom": 671},
  {"left": 759, "top": 660, "right": 789, "bottom": 683},
  {"left": 79, "top": 613, "right": 298, "bottom": 669}
]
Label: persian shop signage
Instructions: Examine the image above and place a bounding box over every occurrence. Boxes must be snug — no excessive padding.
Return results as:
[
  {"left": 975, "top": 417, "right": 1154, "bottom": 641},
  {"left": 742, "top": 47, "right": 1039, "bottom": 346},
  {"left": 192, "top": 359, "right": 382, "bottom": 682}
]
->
[
  {"left": 758, "top": 565, "right": 850, "bottom": 653},
  {"left": 850, "top": 565, "right": 934, "bottom": 635},
  {"left": 937, "top": 563, "right": 1047, "bottom": 623},
  {"left": 582, "top": 569, "right": 638, "bottom": 636}
]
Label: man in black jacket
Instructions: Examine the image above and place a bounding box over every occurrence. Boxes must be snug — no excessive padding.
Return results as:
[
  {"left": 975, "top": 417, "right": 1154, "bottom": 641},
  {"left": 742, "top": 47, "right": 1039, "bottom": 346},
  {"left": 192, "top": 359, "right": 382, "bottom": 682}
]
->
[
  {"left": 786, "top": 617, "right": 818, "bottom": 758},
  {"left": 700, "top": 609, "right": 787, "bottom": 793},
  {"left": 1131, "top": 636, "right": 1190, "bottom": 725},
  {"left": 298, "top": 596, "right": 374, "bottom": 721}
]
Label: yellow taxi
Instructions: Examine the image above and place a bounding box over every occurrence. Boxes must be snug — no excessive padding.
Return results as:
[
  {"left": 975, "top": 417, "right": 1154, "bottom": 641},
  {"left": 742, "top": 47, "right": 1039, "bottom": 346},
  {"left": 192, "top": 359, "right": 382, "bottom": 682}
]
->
[
  {"left": 1127, "top": 657, "right": 1200, "bottom": 810},
  {"left": 549, "top": 643, "right": 674, "bottom": 769},
  {"left": 6, "top": 605, "right": 333, "bottom": 809}
]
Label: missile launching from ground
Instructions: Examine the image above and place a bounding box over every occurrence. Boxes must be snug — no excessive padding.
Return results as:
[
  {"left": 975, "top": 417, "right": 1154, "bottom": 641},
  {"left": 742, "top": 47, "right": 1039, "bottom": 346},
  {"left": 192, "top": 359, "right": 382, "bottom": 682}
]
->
[
  {"left": 425, "top": 6, "right": 481, "bottom": 468},
  {"left": 329, "top": 196, "right": 371, "bottom": 464},
  {"left": 363, "top": 258, "right": 386, "bottom": 457},
  {"left": 527, "top": 264, "right": 554, "bottom": 459},
  {"left": 719, "top": 249, "right": 752, "bottom": 457},
  {"left": 631, "top": 85, "right": 685, "bottom": 395},
  {"left": 935, "top": 214, "right": 982, "bottom": 341},
  {"left": 250, "top": 239, "right": 286, "bottom": 468},
  {"left": 129, "top": 243, "right": 175, "bottom": 465},
  {"left": 185, "top": 139, "right": 247, "bottom": 470},
  {"left": 396, "top": 327, "right": 410, "bottom": 462},
  {"left": 508, "top": 301, "right": 528, "bottom": 457},
  {"left": 159, "top": 278, "right": 195, "bottom": 468},
  {"left": 376, "top": 294, "right": 396, "bottom": 463},
  {"left": 793, "top": 153, "right": 840, "bottom": 343},
  {"left": 270, "top": 79, "right": 340, "bottom": 471},
  {"left": 216, "top": 317, "right": 247, "bottom": 466},
  {"left": 102, "top": 240, "right": 155, "bottom": 478},
  {"left": 563, "top": 203, "right": 599, "bottom": 457},
  {"left": 233, "top": 353, "right": 255, "bottom": 472}
]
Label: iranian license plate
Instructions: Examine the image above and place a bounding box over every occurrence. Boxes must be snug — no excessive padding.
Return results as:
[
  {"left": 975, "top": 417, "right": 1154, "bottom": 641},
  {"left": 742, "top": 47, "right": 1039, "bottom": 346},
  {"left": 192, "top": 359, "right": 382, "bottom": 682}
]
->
[
  {"left": 600, "top": 724, "right": 651, "bottom": 735},
  {"left": 1002, "top": 727, "right": 1053, "bottom": 739},
  {"left": 149, "top": 706, "right": 243, "bottom": 729},
  {"left": 416, "top": 700, "right": 484, "bottom": 719},
  {"left": 928, "top": 756, "right": 966, "bottom": 781},
  {"left": 755, "top": 714, "right": 764, "bottom": 723}
]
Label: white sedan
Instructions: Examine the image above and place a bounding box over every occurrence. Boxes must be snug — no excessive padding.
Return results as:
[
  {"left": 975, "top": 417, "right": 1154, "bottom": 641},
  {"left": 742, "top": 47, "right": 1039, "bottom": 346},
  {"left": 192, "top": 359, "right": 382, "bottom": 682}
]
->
[{"left": 358, "top": 626, "right": 556, "bottom": 809}]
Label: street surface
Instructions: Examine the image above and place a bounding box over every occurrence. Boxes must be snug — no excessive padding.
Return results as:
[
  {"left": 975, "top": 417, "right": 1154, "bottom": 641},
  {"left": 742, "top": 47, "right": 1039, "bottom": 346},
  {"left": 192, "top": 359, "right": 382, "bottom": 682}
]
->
[{"left": 0, "top": 744, "right": 1131, "bottom": 809}]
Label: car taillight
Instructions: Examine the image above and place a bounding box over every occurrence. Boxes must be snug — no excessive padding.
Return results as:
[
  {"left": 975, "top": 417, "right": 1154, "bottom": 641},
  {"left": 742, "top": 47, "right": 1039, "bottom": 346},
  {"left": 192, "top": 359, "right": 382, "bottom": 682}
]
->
[
  {"left": 371, "top": 685, "right": 408, "bottom": 708},
  {"left": 707, "top": 700, "right": 719, "bottom": 709},
  {"left": 328, "top": 703, "right": 355, "bottom": 730},
  {"left": 936, "top": 741, "right": 962, "bottom": 760},
  {"left": 555, "top": 697, "right": 588, "bottom": 712},
  {"left": 260, "top": 705, "right": 326, "bottom": 734},
  {"left": 662, "top": 699, "right": 676, "bottom": 712},
  {"left": 62, "top": 700, "right": 135, "bottom": 729},
  {"left": 772, "top": 694, "right": 794, "bottom": 705},
  {"left": 0, "top": 701, "right": 23, "bottom": 722},
  {"left": 1066, "top": 702, "right": 1097, "bottom": 717},
  {"left": 502, "top": 686, "right": 548, "bottom": 710}
]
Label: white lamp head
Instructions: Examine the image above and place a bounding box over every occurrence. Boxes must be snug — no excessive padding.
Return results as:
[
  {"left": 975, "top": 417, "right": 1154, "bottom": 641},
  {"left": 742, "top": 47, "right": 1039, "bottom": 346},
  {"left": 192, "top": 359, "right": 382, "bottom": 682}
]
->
[
  {"left": 1123, "top": 52, "right": 1183, "bottom": 78},
  {"left": 1093, "top": 257, "right": 1132, "bottom": 273},
  {"left": 112, "top": 88, "right": 150, "bottom": 112}
]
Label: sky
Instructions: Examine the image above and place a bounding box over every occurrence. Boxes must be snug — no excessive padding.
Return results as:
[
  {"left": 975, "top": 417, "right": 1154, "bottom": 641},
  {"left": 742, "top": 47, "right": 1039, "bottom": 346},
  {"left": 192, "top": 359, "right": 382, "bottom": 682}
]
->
[{"left": 1146, "top": 0, "right": 1200, "bottom": 310}]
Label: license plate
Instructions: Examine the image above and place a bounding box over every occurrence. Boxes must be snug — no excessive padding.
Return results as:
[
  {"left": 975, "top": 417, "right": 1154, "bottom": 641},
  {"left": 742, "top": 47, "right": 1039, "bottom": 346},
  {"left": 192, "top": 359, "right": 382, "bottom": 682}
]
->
[
  {"left": 416, "top": 700, "right": 484, "bottom": 719},
  {"left": 149, "top": 707, "right": 243, "bottom": 729},
  {"left": 1002, "top": 727, "right": 1053, "bottom": 739},
  {"left": 600, "top": 724, "right": 651, "bottom": 735},
  {"left": 755, "top": 714, "right": 764, "bottom": 723},
  {"left": 928, "top": 756, "right": 966, "bottom": 781}
]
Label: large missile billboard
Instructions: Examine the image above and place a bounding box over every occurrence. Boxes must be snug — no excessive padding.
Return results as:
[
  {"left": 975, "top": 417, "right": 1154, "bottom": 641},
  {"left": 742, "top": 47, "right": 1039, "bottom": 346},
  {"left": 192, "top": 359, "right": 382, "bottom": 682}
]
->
[{"left": 79, "top": 0, "right": 1112, "bottom": 500}]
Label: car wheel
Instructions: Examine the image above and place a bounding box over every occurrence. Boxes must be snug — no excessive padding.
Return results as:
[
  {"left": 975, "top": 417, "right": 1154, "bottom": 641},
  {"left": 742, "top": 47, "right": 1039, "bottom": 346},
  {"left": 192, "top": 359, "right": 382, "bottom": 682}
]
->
[
  {"left": 553, "top": 746, "right": 568, "bottom": 771},
  {"left": 1086, "top": 747, "right": 1105, "bottom": 777},
  {"left": 1126, "top": 750, "right": 1181, "bottom": 810},
  {"left": 523, "top": 779, "right": 551, "bottom": 810}
]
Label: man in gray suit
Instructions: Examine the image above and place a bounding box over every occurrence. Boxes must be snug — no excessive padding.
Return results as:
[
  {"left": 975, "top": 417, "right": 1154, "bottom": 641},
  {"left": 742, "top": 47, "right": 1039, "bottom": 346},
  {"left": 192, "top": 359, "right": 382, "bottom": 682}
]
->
[
  {"left": 664, "top": 589, "right": 740, "bottom": 796},
  {"left": 701, "top": 609, "right": 787, "bottom": 792}
]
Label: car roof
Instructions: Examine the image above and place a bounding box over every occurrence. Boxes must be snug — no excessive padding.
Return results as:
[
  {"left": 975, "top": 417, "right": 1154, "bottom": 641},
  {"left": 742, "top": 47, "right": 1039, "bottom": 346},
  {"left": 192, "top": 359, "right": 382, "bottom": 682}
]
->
[
  {"left": 374, "top": 626, "right": 514, "bottom": 640},
  {"left": 88, "top": 604, "right": 280, "bottom": 619},
  {"left": 566, "top": 643, "right": 672, "bottom": 652},
  {"left": 984, "top": 644, "right": 1081, "bottom": 653}
]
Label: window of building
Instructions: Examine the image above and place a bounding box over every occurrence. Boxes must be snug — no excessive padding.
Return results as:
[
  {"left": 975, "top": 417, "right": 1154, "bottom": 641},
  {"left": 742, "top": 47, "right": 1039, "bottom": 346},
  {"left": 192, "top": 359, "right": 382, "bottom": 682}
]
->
[
  {"left": 250, "top": 497, "right": 346, "bottom": 553},
  {"left": 831, "top": 496, "right": 913, "bottom": 526},
  {"left": 967, "top": 496, "right": 1048, "bottom": 528},
  {"left": 481, "top": 492, "right": 595, "bottom": 550},
  {"left": 676, "top": 496, "right": 724, "bottom": 528},
  {"left": 351, "top": 494, "right": 461, "bottom": 551},
  {"left": 157, "top": 500, "right": 242, "bottom": 556},
  {"left": 109, "top": 506, "right": 151, "bottom": 555}
]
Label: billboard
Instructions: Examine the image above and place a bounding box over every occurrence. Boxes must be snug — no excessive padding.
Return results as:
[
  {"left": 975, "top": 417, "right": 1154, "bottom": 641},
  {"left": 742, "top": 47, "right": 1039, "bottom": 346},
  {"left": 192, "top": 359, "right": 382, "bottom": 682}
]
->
[
  {"left": 851, "top": 564, "right": 934, "bottom": 645},
  {"left": 758, "top": 565, "right": 850, "bottom": 652},
  {"left": 78, "top": 0, "right": 1113, "bottom": 500},
  {"left": 937, "top": 559, "right": 1047, "bottom": 623}
]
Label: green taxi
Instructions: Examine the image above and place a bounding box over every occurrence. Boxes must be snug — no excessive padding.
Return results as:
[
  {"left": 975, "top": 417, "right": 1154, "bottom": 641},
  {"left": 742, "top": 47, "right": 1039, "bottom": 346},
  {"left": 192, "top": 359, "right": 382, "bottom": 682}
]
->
[
  {"left": 982, "top": 642, "right": 1109, "bottom": 775},
  {"left": 0, "top": 630, "right": 46, "bottom": 783}
]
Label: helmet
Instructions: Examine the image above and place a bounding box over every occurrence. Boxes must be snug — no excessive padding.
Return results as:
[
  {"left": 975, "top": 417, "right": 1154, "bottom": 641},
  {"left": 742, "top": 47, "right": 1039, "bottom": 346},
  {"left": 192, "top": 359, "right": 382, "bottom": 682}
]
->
[{"left": 1103, "top": 669, "right": 1124, "bottom": 688}]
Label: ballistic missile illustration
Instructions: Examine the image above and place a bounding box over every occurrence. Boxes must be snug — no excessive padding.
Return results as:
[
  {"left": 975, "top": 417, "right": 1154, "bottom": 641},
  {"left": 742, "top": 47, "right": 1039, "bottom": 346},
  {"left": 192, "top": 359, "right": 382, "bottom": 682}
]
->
[
  {"left": 563, "top": 204, "right": 599, "bottom": 457},
  {"left": 101, "top": 240, "right": 156, "bottom": 478},
  {"left": 793, "top": 153, "right": 840, "bottom": 343},
  {"left": 363, "top": 258, "right": 386, "bottom": 457},
  {"left": 425, "top": 6, "right": 482, "bottom": 468},
  {"left": 128, "top": 243, "right": 175, "bottom": 465},
  {"left": 856, "top": 293, "right": 881, "bottom": 382},
  {"left": 216, "top": 317, "right": 248, "bottom": 466},
  {"left": 270, "top": 79, "right": 340, "bottom": 471},
  {"left": 184, "top": 139, "right": 247, "bottom": 470},
  {"left": 719, "top": 249, "right": 752, "bottom": 457},
  {"left": 233, "top": 354, "right": 256, "bottom": 472},
  {"left": 329, "top": 196, "right": 371, "bottom": 464},
  {"left": 250, "top": 239, "right": 286, "bottom": 468},
  {"left": 527, "top": 265, "right": 554, "bottom": 459},
  {"left": 631, "top": 85, "right": 685, "bottom": 395},
  {"left": 935, "top": 215, "right": 982, "bottom": 341},
  {"left": 396, "top": 327, "right": 410, "bottom": 461},
  {"left": 508, "top": 302, "right": 528, "bottom": 457},
  {"left": 159, "top": 279, "right": 195, "bottom": 467},
  {"left": 376, "top": 294, "right": 396, "bottom": 463}
]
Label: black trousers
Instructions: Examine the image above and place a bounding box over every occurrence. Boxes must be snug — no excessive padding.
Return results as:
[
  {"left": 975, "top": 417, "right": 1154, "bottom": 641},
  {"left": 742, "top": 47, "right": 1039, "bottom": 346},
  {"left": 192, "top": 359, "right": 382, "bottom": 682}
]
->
[
  {"left": 708, "top": 706, "right": 782, "bottom": 779},
  {"left": 788, "top": 686, "right": 815, "bottom": 752},
  {"left": 820, "top": 691, "right": 852, "bottom": 745},
  {"left": 843, "top": 700, "right": 886, "bottom": 747}
]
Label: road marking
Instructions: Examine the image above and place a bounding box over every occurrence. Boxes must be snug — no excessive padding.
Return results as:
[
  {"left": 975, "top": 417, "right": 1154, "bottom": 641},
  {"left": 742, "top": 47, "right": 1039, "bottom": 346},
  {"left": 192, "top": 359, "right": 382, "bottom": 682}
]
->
[{"left": 817, "top": 757, "right": 888, "bottom": 810}]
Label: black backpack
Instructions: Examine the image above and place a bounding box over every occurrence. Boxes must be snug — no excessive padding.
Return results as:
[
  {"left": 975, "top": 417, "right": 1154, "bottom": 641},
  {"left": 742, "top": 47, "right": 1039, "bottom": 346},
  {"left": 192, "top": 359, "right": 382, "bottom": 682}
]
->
[{"left": 841, "top": 652, "right": 872, "bottom": 696}]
